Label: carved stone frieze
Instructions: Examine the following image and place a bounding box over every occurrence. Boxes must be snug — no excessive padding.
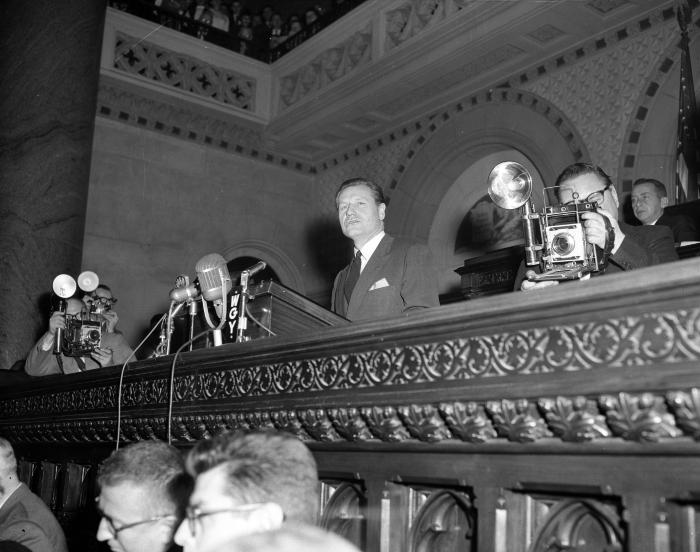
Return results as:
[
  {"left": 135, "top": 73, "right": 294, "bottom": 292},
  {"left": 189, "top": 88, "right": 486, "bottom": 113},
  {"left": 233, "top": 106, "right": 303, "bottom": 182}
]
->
[
  {"left": 362, "top": 406, "right": 412, "bottom": 442},
  {"left": 398, "top": 404, "right": 453, "bottom": 442},
  {"left": 279, "top": 25, "right": 372, "bottom": 108},
  {"left": 328, "top": 407, "right": 375, "bottom": 442},
  {"left": 114, "top": 33, "right": 255, "bottom": 111},
  {"left": 599, "top": 392, "right": 682, "bottom": 442}
]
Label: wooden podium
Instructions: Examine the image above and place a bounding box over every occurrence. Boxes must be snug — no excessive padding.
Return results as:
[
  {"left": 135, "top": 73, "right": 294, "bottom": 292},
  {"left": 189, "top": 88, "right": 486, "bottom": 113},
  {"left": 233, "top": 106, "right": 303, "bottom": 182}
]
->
[{"left": 224, "top": 281, "right": 349, "bottom": 342}]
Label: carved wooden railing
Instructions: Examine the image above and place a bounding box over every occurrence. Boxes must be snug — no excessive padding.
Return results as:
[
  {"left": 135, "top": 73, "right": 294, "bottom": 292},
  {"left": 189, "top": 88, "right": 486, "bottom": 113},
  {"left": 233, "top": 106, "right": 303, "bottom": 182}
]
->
[{"left": 4, "top": 256, "right": 700, "bottom": 551}]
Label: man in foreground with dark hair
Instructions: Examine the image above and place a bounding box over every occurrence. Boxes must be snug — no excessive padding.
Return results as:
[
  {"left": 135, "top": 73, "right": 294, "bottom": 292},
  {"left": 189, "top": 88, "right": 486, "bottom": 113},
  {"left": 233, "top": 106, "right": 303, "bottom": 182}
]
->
[
  {"left": 96, "top": 440, "right": 192, "bottom": 552},
  {"left": 517, "top": 163, "right": 678, "bottom": 291},
  {"left": 332, "top": 177, "right": 439, "bottom": 320},
  {"left": 0, "top": 437, "right": 67, "bottom": 552},
  {"left": 174, "top": 430, "right": 319, "bottom": 552},
  {"left": 631, "top": 177, "right": 699, "bottom": 244}
]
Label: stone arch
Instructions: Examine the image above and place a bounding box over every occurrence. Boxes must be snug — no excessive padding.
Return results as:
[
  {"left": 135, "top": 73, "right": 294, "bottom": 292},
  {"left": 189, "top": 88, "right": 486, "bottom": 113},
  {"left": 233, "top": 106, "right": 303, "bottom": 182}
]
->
[
  {"left": 221, "top": 240, "right": 305, "bottom": 293},
  {"left": 619, "top": 19, "right": 700, "bottom": 201},
  {"left": 385, "top": 90, "right": 587, "bottom": 296}
]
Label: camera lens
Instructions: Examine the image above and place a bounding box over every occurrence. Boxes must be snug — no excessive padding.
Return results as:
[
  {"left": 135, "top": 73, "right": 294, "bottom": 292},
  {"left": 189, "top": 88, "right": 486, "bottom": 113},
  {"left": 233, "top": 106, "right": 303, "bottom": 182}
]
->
[
  {"left": 88, "top": 330, "right": 100, "bottom": 342},
  {"left": 552, "top": 232, "right": 575, "bottom": 255}
]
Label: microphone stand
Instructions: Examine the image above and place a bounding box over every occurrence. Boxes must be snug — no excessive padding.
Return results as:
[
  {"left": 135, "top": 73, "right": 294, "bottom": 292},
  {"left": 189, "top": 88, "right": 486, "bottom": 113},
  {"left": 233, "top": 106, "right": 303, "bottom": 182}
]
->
[
  {"left": 236, "top": 269, "right": 252, "bottom": 343},
  {"left": 187, "top": 299, "right": 198, "bottom": 352}
]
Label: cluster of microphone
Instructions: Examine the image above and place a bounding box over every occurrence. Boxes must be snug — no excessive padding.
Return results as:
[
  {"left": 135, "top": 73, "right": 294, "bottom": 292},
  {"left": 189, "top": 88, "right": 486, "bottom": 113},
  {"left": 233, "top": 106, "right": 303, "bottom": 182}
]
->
[{"left": 166, "top": 254, "right": 266, "bottom": 349}]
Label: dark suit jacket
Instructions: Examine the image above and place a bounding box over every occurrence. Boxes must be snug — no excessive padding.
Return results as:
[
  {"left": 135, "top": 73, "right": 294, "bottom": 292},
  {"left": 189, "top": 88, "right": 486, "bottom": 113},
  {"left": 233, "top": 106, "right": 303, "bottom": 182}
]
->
[
  {"left": 656, "top": 212, "right": 699, "bottom": 243},
  {"left": 513, "top": 221, "right": 678, "bottom": 289},
  {"left": 332, "top": 234, "right": 439, "bottom": 321},
  {"left": 0, "top": 484, "right": 68, "bottom": 552}
]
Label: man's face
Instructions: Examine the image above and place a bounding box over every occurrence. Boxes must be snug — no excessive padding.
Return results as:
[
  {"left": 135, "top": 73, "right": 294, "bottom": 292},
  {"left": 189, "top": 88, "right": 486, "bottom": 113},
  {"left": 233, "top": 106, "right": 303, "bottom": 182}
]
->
[
  {"left": 174, "top": 465, "right": 265, "bottom": 552},
  {"left": 631, "top": 182, "right": 666, "bottom": 225},
  {"left": 558, "top": 172, "right": 619, "bottom": 220},
  {"left": 337, "top": 184, "right": 386, "bottom": 248},
  {"left": 96, "top": 482, "right": 175, "bottom": 552}
]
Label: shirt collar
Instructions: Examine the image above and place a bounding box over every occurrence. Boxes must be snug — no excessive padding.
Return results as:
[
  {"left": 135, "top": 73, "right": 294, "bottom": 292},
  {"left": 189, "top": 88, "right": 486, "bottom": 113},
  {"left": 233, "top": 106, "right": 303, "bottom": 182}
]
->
[
  {"left": 0, "top": 481, "right": 22, "bottom": 511},
  {"left": 355, "top": 231, "right": 385, "bottom": 268}
]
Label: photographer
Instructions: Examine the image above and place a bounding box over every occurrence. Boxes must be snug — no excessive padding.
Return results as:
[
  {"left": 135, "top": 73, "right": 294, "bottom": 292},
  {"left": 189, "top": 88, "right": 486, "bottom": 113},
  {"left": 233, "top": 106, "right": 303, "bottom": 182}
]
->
[
  {"left": 516, "top": 163, "right": 678, "bottom": 291},
  {"left": 24, "top": 296, "right": 133, "bottom": 377}
]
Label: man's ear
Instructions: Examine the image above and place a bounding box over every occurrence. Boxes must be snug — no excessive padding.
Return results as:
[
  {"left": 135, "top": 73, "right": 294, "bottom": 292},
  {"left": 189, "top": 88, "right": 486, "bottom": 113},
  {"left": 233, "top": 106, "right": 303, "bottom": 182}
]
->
[
  {"left": 249, "top": 502, "right": 284, "bottom": 532},
  {"left": 661, "top": 196, "right": 669, "bottom": 209},
  {"left": 378, "top": 203, "right": 386, "bottom": 221},
  {"left": 609, "top": 186, "right": 620, "bottom": 209}
]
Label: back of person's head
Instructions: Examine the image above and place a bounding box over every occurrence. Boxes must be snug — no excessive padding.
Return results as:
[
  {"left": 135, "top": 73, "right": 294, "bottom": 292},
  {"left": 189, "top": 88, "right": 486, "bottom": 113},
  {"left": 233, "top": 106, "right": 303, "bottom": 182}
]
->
[
  {"left": 219, "top": 524, "right": 361, "bottom": 552},
  {"left": 633, "top": 178, "right": 667, "bottom": 198},
  {"left": 0, "top": 437, "right": 18, "bottom": 478},
  {"left": 98, "top": 440, "right": 190, "bottom": 518},
  {"left": 555, "top": 162, "right": 612, "bottom": 196},
  {"left": 335, "top": 178, "right": 386, "bottom": 208},
  {"left": 186, "top": 430, "right": 319, "bottom": 525}
]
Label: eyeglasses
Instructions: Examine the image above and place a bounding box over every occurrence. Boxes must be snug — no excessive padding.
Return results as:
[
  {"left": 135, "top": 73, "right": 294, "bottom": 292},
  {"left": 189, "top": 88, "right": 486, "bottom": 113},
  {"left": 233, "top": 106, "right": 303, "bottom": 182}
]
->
[
  {"left": 184, "top": 503, "right": 266, "bottom": 535},
  {"left": 563, "top": 184, "right": 610, "bottom": 206},
  {"left": 98, "top": 509, "right": 175, "bottom": 537}
]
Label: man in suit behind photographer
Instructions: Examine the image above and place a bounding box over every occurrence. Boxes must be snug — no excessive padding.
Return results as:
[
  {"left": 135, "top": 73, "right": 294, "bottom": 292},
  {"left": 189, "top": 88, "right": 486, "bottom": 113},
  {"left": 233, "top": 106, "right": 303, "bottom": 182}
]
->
[
  {"left": 631, "top": 178, "right": 699, "bottom": 245},
  {"left": 24, "top": 290, "right": 133, "bottom": 376},
  {"left": 517, "top": 163, "right": 678, "bottom": 291}
]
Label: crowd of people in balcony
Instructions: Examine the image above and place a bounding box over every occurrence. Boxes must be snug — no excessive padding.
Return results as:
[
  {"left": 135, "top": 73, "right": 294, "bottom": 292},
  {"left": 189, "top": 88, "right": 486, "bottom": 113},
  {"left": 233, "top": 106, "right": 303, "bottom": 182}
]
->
[{"left": 109, "top": 0, "right": 360, "bottom": 61}]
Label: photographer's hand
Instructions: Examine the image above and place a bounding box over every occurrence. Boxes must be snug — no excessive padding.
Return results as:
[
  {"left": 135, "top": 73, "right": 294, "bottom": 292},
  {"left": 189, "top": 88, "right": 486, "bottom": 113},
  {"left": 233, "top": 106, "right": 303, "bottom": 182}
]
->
[
  {"left": 48, "top": 311, "right": 67, "bottom": 335},
  {"left": 521, "top": 271, "right": 560, "bottom": 291},
  {"left": 91, "top": 347, "right": 114, "bottom": 367},
  {"left": 581, "top": 210, "right": 624, "bottom": 254},
  {"left": 102, "top": 311, "right": 118, "bottom": 333}
]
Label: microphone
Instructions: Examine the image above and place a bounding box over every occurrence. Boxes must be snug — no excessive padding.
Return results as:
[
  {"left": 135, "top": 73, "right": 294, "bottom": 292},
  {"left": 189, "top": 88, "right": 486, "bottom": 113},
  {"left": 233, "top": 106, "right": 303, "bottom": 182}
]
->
[
  {"left": 195, "top": 253, "right": 232, "bottom": 302},
  {"left": 169, "top": 282, "right": 200, "bottom": 303},
  {"left": 242, "top": 261, "right": 266, "bottom": 278}
]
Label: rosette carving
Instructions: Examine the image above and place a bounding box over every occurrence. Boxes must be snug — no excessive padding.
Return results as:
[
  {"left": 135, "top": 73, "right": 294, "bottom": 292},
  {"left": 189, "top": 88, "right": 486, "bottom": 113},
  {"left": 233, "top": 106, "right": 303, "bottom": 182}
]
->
[
  {"left": 439, "top": 401, "right": 497, "bottom": 443},
  {"left": 599, "top": 392, "right": 682, "bottom": 442},
  {"left": 538, "top": 396, "right": 610, "bottom": 442},
  {"left": 362, "top": 406, "right": 411, "bottom": 442},
  {"left": 486, "top": 399, "right": 551, "bottom": 443},
  {"left": 667, "top": 388, "right": 700, "bottom": 439},
  {"left": 328, "top": 408, "right": 374, "bottom": 442},
  {"left": 397, "top": 404, "right": 452, "bottom": 442}
]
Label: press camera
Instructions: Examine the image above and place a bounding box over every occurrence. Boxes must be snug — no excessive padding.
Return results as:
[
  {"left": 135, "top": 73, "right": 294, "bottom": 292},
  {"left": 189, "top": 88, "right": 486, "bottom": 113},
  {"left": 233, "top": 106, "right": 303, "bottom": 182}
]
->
[
  {"left": 487, "top": 162, "right": 608, "bottom": 281},
  {"left": 63, "top": 312, "right": 102, "bottom": 356}
]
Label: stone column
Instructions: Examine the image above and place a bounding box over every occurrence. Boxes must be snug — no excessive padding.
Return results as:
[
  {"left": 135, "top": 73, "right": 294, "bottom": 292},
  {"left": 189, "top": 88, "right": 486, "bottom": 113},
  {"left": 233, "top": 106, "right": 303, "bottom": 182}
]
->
[{"left": 0, "top": 0, "right": 107, "bottom": 370}]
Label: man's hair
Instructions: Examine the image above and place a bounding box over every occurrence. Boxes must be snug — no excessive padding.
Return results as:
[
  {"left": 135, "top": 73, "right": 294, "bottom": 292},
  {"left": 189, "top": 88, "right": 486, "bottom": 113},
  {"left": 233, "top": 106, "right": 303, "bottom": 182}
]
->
[
  {"left": 220, "top": 523, "right": 361, "bottom": 552},
  {"left": 0, "top": 437, "right": 18, "bottom": 478},
  {"left": 633, "top": 178, "right": 667, "bottom": 198},
  {"left": 98, "top": 440, "right": 191, "bottom": 517},
  {"left": 335, "top": 178, "right": 386, "bottom": 208},
  {"left": 186, "top": 430, "right": 319, "bottom": 525},
  {"left": 555, "top": 163, "right": 612, "bottom": 200}
]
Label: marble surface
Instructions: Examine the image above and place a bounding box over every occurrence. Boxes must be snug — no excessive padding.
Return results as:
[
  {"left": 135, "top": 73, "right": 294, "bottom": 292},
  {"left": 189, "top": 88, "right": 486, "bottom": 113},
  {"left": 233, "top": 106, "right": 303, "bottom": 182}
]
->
[{"left": 0, "top": 1, "right": 106, "bottom": 370}]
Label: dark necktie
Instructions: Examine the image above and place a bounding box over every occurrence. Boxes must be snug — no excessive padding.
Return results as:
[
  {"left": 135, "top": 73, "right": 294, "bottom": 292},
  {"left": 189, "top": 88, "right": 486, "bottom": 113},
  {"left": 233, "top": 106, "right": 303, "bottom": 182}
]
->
[{"left": 344, "top": 250, "right": 362, "bottom": 302}]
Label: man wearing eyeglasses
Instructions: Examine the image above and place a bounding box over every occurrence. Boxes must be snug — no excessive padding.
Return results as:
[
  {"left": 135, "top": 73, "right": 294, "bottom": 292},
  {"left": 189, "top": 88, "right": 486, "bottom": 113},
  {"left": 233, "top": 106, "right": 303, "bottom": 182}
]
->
[
  {"left": 96, "top": 440, "right": 192, "bottom": 552},
  {"left": 517, "top": 163, "right": 678, "bottom": 291},
  {"left": 173, "top": 430, "right": 319, "bottom": 552}
]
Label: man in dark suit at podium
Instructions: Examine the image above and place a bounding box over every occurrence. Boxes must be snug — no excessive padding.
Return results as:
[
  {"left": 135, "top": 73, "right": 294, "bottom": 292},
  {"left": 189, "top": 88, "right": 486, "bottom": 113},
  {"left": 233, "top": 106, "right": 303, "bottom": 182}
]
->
[
  {"left": 631, "top": 178, "right": 699, "bottom": 244},
  {"left": 331, "top": 178, "right": 439, "bottom": 321}
]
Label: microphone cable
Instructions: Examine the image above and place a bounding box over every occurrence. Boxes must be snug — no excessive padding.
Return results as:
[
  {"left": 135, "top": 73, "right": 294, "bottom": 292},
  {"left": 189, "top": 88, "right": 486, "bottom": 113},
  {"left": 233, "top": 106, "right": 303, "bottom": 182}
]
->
[{"left": 115, "top": 312, "right": 167, "bottom": 450}]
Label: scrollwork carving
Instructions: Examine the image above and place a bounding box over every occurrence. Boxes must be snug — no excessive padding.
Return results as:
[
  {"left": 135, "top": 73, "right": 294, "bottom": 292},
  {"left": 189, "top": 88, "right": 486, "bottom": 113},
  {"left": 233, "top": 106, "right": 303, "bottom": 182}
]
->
[
  {"left": 667, "top": 388, "right": 700, "bottom": 440},
  {"left": 297, "top": 409, "right": 342, "bottom": 442},
  {"left": 328, "top": 408, "right": 374, "bottom": 442},
  {"left": 398, "top": 404, "right": 452, "bottom": 442}
]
